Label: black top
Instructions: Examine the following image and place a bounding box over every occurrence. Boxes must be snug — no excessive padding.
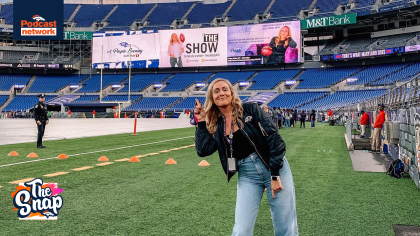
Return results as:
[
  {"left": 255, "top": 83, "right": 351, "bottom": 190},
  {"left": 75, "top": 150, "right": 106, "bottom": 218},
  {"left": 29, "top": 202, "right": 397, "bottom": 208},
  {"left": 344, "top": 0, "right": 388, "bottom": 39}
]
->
[
  {"left": 34, "top": 101, "right": 49, "bottom": 121},
  {"left": 267, "top": 37, "right": 298, "bottom": 64},
  {"left": 224, "top": 129, "right": 255, "bottom": 160},
  {"left": 300, "top": 112, "right": 306, "bottom": 120}
]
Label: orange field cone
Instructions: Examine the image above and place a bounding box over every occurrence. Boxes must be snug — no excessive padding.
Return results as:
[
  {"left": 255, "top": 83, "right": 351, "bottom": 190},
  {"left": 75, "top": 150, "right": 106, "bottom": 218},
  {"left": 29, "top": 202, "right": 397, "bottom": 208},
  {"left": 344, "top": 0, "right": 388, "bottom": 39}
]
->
[
  {"left": 129, "top": 156, "right": 140, "bottom": 162},
  {"left": 8, "top": 151, "right": 19, "bottom": 156},
  {"left": 124, "top": 112, "right": 128, "bottom": 118},
  {"left": 98, "top": 156, "right": 109, "bottom": 162},
  {"left": 198, "top": 160, "right": 210, "bottom": 166},
  {"left": 165, "top": 158, "right": 177, "bottom": 165},
  {"left": 27, "top": 152, "right": 38, "bottom": 158},
  {"left": 58, "top": 153, "right": 68, "bottom": 159}
]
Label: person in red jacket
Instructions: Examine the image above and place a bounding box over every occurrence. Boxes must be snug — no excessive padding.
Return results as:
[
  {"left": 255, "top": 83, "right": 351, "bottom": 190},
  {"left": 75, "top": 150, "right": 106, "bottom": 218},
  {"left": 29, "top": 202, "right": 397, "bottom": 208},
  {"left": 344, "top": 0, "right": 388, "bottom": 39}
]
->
[
  {"left": 92, "top": 110, "right": 96, "bottom": 119},
  {"left": 328, "top": 109, "right": 333, "bottom": 120},
  {"left": 360, "top": 110, "right": 369, "bottom": 138},
  {"left": 370, "top": 104, "right": 385, "bottom": 153}
]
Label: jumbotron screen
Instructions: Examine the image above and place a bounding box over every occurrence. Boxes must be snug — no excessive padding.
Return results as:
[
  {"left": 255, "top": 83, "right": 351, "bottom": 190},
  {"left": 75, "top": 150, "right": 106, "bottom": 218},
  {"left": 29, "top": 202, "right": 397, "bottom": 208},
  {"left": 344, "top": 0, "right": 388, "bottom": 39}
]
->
[{"left": 92, "top": 21, "right": 302, "bottom": 69}]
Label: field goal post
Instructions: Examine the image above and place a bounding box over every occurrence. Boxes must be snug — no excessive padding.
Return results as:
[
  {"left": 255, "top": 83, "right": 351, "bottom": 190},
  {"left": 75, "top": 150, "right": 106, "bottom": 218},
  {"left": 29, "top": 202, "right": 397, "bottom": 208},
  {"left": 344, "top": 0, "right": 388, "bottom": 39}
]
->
[{"left": 99, "top": 45, "right": 134, "bottom": 118}]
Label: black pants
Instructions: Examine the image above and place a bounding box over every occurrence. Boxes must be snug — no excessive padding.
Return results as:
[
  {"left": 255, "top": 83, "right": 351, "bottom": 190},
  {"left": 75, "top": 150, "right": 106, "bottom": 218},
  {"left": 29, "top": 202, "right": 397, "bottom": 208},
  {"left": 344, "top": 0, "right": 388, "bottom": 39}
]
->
[
  {"left": 37, "top": 120, "right": 46, "bottom": 147},
  {"left": 300, "top": 119, "right": 305, "bottom": 128},
  {"left": 290, "top": 119, "right": 294, "bottom": 127}
]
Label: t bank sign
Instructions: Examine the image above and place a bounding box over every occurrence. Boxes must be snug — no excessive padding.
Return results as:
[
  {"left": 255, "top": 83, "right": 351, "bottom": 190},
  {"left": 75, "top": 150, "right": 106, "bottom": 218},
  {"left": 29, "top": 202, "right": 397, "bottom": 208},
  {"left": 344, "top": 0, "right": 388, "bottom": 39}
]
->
[
  {"left": 301, "top": 13, "right": 356, "bottom": 29},
  {"left": 13, "top": 0, "right": 63, "bottom": 40}
]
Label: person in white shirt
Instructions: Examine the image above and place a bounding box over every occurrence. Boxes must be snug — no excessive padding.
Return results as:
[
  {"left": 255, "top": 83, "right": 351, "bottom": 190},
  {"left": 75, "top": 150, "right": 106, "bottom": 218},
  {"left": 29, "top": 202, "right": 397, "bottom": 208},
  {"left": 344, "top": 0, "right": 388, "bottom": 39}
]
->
[{"left": 168, "top": 33, "right": 184, "bottom": 68}]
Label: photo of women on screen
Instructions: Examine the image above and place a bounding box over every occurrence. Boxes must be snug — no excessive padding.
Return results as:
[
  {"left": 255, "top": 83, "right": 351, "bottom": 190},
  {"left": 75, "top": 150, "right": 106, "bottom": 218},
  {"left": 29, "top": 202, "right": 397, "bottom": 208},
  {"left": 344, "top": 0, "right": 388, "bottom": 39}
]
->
[
  {"left": 266, "top": 26, "right": 298, "bottom": 64},
  {"left": 168, "top": 33, "right": 184, "bottom": 68}
]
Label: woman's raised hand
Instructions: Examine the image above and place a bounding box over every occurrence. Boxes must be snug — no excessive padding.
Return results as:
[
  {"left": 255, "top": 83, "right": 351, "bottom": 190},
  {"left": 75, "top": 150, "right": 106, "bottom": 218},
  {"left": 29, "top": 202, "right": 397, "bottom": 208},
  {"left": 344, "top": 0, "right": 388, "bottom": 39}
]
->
[{"left": 194, "top": 98, "right": 205, "bottom": 122}]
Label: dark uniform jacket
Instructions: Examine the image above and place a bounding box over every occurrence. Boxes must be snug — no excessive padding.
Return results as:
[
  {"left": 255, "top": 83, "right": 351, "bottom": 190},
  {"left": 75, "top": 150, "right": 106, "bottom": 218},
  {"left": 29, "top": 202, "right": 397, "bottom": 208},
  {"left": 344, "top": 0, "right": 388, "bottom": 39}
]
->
[
  {"left": 195, "top": 103, "right": 286, "bottom": 182},
  {"left": 34, "top": 102, "right": 49, "bottom": 122}
]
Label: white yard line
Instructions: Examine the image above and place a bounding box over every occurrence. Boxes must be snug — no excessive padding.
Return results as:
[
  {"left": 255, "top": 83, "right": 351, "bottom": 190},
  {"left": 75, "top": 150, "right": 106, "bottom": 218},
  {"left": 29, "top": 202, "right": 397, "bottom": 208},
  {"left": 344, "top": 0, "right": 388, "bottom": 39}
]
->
[{"left": 0, "top": 136, "right": 195, "bottom": 168}]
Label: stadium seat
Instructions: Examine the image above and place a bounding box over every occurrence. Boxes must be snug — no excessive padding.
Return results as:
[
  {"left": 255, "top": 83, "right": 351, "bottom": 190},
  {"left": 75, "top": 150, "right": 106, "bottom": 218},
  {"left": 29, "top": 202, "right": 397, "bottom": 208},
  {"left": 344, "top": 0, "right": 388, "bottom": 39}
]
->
[
  {"left": 72, "top": 4, "right": 116, "bottom": 27},
  {"left": 204, "top": 71, "right": 255, "bottom": 91},
  {"left": 297, "top": 67, "right": 363, "bottom": 89},
  {"left": 299, "top": 89, "right": 387, "bottom": 110},
  {"left": 268, "top": 92, "right": 329, "bottom": 109},
  {"left": 0, "top": 74, "right": 32, "bottom": 91},
  {"left": 106, "top": 4, "right": 155, "bottom": 27},
  {"left": 124, "top": 97, "right": 182, "bottom": 111},
  {"left": 3, "top": 95, "right": 56, "bottom": 112},
  {"left": 119, "top": 74, "right": 172, "bottom": 93},
  {"left": 101, "top": 94, "right": 143, "bottom": 102},
  {"left": 226, "top": 0, "right": 272, "bottom": 21},
  {"left": 187, "top": 2, "right": 231, "bottom": 24},
  {"left": 269, "top": 0, "right": 313, "bottom": 18},
  {"left": 248, "top": 70, "right": 301, "bottom": 90},
  {"left": 71, "top": 95, "right": 99, "bottom": 103},
  {"left": 160, "top": 73, "right": 212, "bottom": 92},
  {"left": 146, "top": 2, "right": 193, "bottom": 26},
  {"left": 350, "top": 63, "right": 410, "bottom": 85},
  {"left": 28, "top": 75, "right": 88, "bottom": 93},
  {"left": 78, "top": 75, "right": 128, "bottom": 93}
]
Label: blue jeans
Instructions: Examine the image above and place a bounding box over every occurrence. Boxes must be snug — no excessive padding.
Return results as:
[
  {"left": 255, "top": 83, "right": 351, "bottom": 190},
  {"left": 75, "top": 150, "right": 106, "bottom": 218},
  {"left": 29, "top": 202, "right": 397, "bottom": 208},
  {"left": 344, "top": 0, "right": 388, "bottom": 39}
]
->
[
  {"left": 232, "top": 153, "right": 298, "bottom": 236},
  {"left": 285, "top": 119, "right": 290, "bottom": 128},
  {"left": 311, "top": 120, "right": 315, "bottom": 128}
]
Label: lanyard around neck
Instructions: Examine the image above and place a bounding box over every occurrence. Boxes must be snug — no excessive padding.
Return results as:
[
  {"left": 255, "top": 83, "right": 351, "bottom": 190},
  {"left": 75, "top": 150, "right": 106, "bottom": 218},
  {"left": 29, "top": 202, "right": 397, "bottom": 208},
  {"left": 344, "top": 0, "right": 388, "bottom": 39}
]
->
[{"left": 224, "top": 117, "right": 234, "bottom": 159}]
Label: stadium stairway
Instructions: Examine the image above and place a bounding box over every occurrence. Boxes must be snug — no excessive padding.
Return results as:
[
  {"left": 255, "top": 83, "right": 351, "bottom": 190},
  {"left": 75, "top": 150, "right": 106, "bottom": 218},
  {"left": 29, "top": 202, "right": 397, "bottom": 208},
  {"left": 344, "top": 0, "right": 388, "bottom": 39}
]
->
[
  {"left": 22, "top": 75, "right": 36, "bottom": 93},
  {"left": 309, "top": 0, "right": 318, "bottom": 9},
  {"left": 264, "top": 0, "right": 278, "bottom": 15},
  {"left": 296, "top": 92, "right": 330, "bottom": 108},
  {"left": 154, "top": 74, "right": 175, "bottom": 92},
  {"left": 181, "top": 2, "right": 197, "bottom": 21},
  {"left": 65, "top": 75, "right": 93, "bottom": 93},
  {"left": 185, "top": 73, "right": 215, "bottom": 92},
  {"left": 247, "top": 92, "right": 278, "bottom": 105},
  {"left": 0, "top": 95, "right": 14, "bottom": 112},
  {"left": 141, "top": 4, "right": 158, "bottom": 23},
  {"left": 222, "top": 0, "right": 238, "bottom": 18},
  {"left": 67, "top": 4, "right": 82, "bottom": 22},
  {"left": 102, "top": 5, "right": 118, "bottom": 23},
  {"left": 165, "top": 97, "right": 186, "bottom": 110},
  {"left": 367, "top": 63, "right": 413, "bottom": 86}
]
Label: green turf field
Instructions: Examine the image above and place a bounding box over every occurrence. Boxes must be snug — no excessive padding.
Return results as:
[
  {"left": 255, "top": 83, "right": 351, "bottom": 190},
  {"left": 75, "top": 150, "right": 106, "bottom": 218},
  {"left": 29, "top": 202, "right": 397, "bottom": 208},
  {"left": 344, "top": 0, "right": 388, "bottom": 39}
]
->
[{"left": 0, "top": 123, "right": 419, "bottom": 235}]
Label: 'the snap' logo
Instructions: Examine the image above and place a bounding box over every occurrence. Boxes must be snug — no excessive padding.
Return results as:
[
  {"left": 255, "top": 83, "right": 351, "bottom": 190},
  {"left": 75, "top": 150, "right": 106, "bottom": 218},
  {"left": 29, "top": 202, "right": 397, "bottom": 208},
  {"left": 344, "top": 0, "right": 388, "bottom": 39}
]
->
[
  {"left": 20, "top": 15, "right": 57, "bottom": 36},
  {"left": 11, "top": 178, "right": 64, "bottom": 220}
]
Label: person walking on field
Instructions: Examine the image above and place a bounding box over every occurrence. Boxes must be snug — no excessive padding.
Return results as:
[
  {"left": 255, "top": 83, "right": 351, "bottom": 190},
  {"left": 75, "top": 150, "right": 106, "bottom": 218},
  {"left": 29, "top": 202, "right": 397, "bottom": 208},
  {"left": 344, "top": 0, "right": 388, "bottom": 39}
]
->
[{"left": 194, "top": 78, "right": 298, "bottom": 236}]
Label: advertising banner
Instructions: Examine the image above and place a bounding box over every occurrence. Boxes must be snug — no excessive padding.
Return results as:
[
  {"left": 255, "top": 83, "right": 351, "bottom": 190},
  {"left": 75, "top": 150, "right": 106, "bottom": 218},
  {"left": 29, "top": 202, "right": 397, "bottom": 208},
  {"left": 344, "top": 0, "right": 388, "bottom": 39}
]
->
[
  {"left": 63, "top": 31, "right": 92, "bottom": 40},
  {"left": 92, "top": 32, "right": 160, "bottom": 69},
  {"left": 405, "top": 44, "right": 420, "bottom": 52},
  {"left": 13, "top": 0, "right": 63, "bottom": 40},
  {"left": 158, "top": 27, "right": 228, "bottom": 68},
  {"left": 227, "top": 21, "right": 301, "bottom": 65},
  {"left": 301, "top": 14, "right": 357, "bottom": 29},
  {"left": 332, "top": 47, "right": 404, "bottom": 60}
]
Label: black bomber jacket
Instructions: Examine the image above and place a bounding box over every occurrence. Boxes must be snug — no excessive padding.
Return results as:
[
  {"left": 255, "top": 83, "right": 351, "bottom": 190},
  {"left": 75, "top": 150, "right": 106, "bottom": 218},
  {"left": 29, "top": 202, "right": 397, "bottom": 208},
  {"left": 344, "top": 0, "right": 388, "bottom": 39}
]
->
[{"left": 195, "top": 102, "right": 286, "bottom": 182}]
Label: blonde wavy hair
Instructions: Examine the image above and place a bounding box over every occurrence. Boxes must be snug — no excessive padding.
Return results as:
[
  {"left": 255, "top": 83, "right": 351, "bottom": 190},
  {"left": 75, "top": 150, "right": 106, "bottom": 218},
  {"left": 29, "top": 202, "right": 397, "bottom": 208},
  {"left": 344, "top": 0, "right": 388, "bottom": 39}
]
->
[
  {"left": 170, "top": 33, "right": 179, "bottom": 44},
  {"left": 278, "top": 26, "right": 292, "bottom": 47},
  {"left": 204, "top": 78, "right": 244, "bottom": 134}
]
